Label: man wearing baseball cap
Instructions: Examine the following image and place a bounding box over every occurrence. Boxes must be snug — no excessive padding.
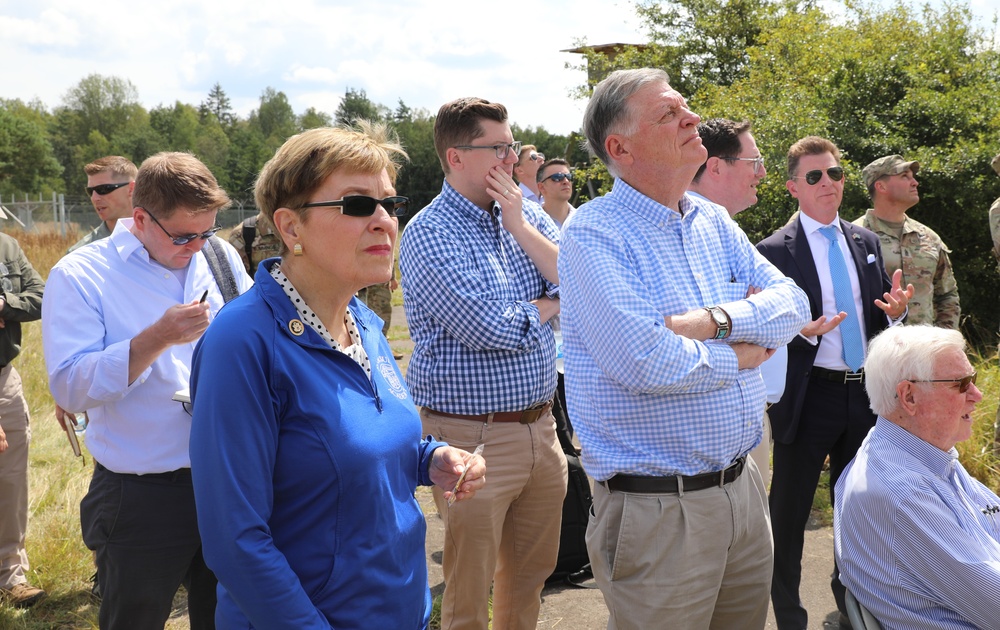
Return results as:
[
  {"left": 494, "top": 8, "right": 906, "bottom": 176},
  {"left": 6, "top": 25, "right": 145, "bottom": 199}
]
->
[{"left": 854, "top": 154, "right": 960, "bottom": 328}]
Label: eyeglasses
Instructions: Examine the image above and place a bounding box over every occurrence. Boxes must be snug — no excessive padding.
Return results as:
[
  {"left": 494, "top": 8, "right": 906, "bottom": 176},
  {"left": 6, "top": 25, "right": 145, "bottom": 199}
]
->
[
  {"left": 85, "top": 182, "right": 130, "bottom": 196},
  {"left": 540, "top": 172, "right": 573, "bottom": 184},
  {"left": 454, "top": 141, "right": 522, "bottom": 160},
  {"left": 721, "top": 156, "right": 765, "bottom": 175},
  {"left": 142, "top": 208, "right": 222, "bottom": 246},
  {"left": 795, "top": 167, "right": 845, "bottom": 185},
  {"left": 908, "top": 371, "right": 978, "bottom": 394},
  {"left": 300, "top": 195, "right": 409, "bottom": 217},
  {"left": 529, "top": 151, "right": 545, "bottom": 162}
]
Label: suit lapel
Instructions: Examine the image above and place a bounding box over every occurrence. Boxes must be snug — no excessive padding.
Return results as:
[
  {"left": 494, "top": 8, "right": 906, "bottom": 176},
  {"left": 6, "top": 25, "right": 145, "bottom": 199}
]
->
[
  {"left": 841, "top": 219, "right": 874, "bottom": 311},
  {"left": 784, "top": 217, "right": 823, "bottom": 319}
]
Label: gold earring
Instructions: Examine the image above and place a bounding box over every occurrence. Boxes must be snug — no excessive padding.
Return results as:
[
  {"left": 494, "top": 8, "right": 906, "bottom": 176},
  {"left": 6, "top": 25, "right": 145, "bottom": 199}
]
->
[{"left": 293, "top": 243, "right": 303, "bottom": 256}]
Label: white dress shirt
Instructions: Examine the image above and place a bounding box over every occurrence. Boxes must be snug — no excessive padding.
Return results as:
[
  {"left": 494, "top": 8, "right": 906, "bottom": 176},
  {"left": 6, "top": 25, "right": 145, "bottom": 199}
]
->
[{"left": 42, "top": 219, "right": 253, "bottom": 474}]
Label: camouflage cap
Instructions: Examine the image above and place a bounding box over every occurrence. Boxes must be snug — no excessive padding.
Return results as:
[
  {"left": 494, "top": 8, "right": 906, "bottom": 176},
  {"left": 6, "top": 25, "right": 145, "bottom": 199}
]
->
[
  {"left": 992, "top": 152, "right": 1000, "bottom": 177},
  {"left": 862, "top": 155, "right": 920, "bottom": 190}
]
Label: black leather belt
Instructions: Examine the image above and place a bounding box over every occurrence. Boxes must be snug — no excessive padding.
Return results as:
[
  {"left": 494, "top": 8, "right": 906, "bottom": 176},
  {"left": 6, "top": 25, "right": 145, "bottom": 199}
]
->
[
  {"left": 811, "top": 366, "right": 865, "bottom": 384},
  {"left": 427, "top": 400, "right": 553, "bottom": 425},
  {"left": 602, "top": 457, "right": 746, "bottom": 494}
]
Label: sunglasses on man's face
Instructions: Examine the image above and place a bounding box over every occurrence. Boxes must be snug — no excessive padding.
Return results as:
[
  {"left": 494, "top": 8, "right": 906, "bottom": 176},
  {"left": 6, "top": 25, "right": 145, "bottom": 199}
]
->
[
  {"left": 529, "top": 152, "right": 545, "bottom": 162},
  {"left": 796, "top": 167, "right": 845, "bottom": 186},
  {"left": 300, "top": 195, "right": 409, "bottom": 217},
  {"left": 540, "top": 172, "right": 572, "bottom": 184},
  {"left": 909, "top": 371, "right": 978, "bottom": 394},
  {"left": 143, "top": 208, "right": 222, "bottom": 246},
  {"left": 85, "top": 182, "right": 130, "bottom": 196}
]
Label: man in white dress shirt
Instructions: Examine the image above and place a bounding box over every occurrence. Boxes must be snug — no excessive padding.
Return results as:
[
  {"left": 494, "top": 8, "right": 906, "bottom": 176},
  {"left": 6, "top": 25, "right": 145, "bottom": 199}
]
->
[{"left": 42, "top": 152, "right": 252, "bottom": 630}]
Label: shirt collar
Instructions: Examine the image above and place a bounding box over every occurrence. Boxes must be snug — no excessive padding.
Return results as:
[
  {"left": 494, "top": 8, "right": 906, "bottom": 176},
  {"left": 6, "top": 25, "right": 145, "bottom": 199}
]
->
[
  {"left": 109, "top": 218, "right": 151, "bottom": 264},
  {"left": 798, "top": 210, "right": 843, "bottom": 236},
  {"left": 875, "top": 416, "right": 958, "bottom": 478},
  {"left": 439, "top": 180, "right": 496, "bottom": 225},
  {"left": 609, "top": 177, "right": 694, "bottom": 225}
]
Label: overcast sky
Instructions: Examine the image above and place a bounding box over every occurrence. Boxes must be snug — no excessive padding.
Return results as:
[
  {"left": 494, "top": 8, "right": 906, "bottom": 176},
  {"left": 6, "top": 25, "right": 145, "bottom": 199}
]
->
[{"left": 2, "top": 0, "right": 995, "bottom": 137}]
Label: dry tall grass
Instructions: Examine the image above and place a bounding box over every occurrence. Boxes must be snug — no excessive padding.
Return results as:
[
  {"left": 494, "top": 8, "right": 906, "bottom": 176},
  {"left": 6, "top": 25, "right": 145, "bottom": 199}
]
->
[{"left": 1, "top": 228, "right": 999, "bottom": 628}]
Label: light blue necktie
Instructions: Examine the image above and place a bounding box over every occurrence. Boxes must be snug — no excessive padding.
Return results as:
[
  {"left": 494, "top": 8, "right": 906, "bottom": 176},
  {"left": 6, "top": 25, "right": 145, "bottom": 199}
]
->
[{"left": 819, "top": 226, "right": 865, "bottom": 372}]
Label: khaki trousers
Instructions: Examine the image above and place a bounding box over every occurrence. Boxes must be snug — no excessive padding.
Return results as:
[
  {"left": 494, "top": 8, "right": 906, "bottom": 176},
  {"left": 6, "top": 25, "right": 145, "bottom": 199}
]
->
[
  {"left": 588, "top": 457, "right": 772, "bottom": 630},
  {"left": 748, "top": 409, "right": 773, "bottom": 488},
  {"left": 0, "top": 365, "right": 30, "bottom": 589},
  {"left": 421, "top": 407, "right": 568, "bottom": 630}
]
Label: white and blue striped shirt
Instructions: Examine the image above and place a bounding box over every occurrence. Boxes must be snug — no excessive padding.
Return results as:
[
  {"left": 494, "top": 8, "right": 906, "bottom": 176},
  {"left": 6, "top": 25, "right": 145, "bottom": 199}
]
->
[
  {"left": 400, "top": 181, "right": 560, "bottom": 413},
  {"left": 834, "top": 418, "right": 1000, "bottom": 629},
  {"left": 558, "top": 180, "right": 810, "bottom": 480}
]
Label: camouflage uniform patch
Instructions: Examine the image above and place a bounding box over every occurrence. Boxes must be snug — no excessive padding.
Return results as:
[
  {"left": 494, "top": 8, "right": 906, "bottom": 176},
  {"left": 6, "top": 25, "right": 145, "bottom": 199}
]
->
[
  {"left": 227, "top": 212, "right": 282, "bottom": 275},
  {"left": 853, "top": 209, "right": 960, "bottom": 329}
]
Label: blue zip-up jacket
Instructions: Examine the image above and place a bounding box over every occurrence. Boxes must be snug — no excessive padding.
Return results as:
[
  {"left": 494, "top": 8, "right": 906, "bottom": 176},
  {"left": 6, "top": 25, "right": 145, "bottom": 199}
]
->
[{"left": 190, "top": 259, "right": 445, "bottom": 629}]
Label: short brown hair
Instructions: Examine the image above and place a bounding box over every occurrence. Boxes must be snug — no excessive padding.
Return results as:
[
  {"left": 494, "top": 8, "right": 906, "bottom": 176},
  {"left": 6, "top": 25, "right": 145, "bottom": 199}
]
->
[
  {"left": 433, "top": 97, "right": 508, "bottom": 174},
  {"left": 787, "top": 136, "right": 841, "bottom": 179},
  {"left": 132, "top": 152, "right": 230, "bottom": 220},
  {"left": 84, "top": 156, "right": 138, "bottom": 180},
  {"left": 254, "top": 122, "right": 408, "bottom": 255}
]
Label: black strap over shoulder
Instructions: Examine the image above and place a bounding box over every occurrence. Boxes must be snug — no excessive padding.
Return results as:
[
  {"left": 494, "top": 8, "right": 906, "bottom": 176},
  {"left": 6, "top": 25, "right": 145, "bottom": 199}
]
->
[
  {"left": 202, "top": 236, "right": 240, "bottom": 303},
  {"left": 242, "top": 215, "right": 258, "bottom": 267}
]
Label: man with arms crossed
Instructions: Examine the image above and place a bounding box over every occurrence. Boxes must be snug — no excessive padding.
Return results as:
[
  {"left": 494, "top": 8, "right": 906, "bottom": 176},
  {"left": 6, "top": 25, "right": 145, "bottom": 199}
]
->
[
  {"left": 835, "top": 324, "right": 1000, "bottom": 629},
  {"left": 559, "top": 68, "right": 810, "bottom": 629},
  {"left": 854, "top": 154, "right": 959, "bottom": 328},
  {"left": 757, "top": 136, "right": 912, "bottom": 629},
  {"left": 43, "top": 152, "right": 252, "bottom": 630},
  {"left": 400, "top": 98, "right": 567, "bottom": 629}
]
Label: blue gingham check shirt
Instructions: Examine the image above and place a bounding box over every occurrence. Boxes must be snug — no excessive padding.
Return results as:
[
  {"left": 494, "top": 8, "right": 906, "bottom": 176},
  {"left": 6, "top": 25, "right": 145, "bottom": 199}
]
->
[
  {"left": 558, "top": 180, "right": 810, "bottom": 479},
  {"left": 400, "top": 181, "right": 560, "bottom": 414},
  {"left": 834, "top": 419, "right": 1000, "bottom": 630}
]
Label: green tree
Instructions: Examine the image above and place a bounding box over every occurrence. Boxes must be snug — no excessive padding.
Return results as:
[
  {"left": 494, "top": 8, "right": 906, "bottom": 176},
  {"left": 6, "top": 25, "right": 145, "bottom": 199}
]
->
[
  {"left": 0, "top": 103, "right": 63, "bottom": 194},
  {"left": 248, "top": 87, "right": 298, "bottom": 151},
  {"left": 150, "top": 102, "right": 201, "bottom": 152},
  {"left": 200, "top": 82, "right": 236, "bottom": 128},
  {"left": 299, "top": 107, "right": 332, "bottom": 130},
  {"left": 392, "top": 104, "right": 441, "bottom": 214},
  {"left": 334, "top": 88, "right": 388, "bottom": 126}
]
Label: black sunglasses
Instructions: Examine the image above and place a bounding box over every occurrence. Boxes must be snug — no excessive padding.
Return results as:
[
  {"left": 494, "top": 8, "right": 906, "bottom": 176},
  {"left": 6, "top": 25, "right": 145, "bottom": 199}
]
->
[
  {"left": 142, "top": 208, "right": 222, "bottom": 246},
  {"left": 300, "top": 195, "right": 409, "bottom": 217},
  {"left": 796, "top": 167, "right": 845, "bottom": 185},
  {"left": 85, "top": 182, "right": 130, "bottom": 196},
  {"left": 540, "top": 172, "right": 572, "bottom": 183},
  {"left": 909, "top": 371, "right": 978, "bottom": 394}
]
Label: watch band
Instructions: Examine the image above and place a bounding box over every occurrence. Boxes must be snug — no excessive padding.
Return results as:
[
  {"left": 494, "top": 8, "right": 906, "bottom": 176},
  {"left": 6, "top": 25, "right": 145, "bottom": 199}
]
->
[{"left": 704, "top": 306, "right": 730, "bottom": 340}]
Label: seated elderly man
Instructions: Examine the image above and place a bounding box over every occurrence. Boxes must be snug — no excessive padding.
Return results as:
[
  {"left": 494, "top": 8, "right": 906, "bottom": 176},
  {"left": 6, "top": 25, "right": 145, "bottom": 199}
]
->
[{"left": 834, "top": 324, "right": 1000, "bottom": 629}]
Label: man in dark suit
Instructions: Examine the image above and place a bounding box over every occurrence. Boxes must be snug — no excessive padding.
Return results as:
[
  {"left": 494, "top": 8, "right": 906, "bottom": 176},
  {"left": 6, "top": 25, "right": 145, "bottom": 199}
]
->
[{"left": 756, "top": 136, "right": 912, "bottom": 630}]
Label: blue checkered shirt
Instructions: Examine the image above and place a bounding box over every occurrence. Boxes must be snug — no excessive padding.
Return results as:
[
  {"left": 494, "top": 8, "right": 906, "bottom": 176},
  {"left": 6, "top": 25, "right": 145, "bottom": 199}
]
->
[
  {"left": 558, "top": 180, "right": 810, "bottom": 479},
  {"left": 400, "top": 181, "right": 560, "bottom": 413}
]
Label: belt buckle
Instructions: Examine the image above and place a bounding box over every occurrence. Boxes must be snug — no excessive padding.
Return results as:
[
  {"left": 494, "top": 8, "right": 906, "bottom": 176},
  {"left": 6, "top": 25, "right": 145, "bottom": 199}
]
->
[{"left": 844, "top": 371, "right": 864, "bottom": 383}]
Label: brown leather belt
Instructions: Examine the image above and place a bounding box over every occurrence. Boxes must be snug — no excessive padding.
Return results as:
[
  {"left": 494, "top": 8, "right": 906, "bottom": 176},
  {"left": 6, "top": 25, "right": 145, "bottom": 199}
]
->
[
  {"left": 601, "top": 457, "right": 746, "bottom": 494},
  {"left": 428, "top": 400, "right": 553, "bottom": 424},
  {"left": 811, "top": 366, "right": 865, "bottom": 384}
]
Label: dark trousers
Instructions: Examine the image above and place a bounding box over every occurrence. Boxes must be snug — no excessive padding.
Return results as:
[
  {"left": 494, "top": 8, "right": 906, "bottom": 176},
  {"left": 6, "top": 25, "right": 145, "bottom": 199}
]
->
[
  {"left": 81, "top": 462, "right": 216, "bottom": 630},
  {"left": 769, "top": 377, "right": 874, "bottom": 630}
]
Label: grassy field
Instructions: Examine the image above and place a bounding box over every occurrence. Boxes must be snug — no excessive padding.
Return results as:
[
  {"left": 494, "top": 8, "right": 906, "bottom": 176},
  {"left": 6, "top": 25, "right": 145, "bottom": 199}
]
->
[{"left": 2, "top": 228, "right": 999, "bottom": 628}]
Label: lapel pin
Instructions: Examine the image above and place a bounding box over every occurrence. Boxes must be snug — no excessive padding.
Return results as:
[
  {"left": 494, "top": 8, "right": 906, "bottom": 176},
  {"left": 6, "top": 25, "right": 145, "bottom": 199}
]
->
[{"left": 289, "top": 319, "right": 305, "bottom": 336}]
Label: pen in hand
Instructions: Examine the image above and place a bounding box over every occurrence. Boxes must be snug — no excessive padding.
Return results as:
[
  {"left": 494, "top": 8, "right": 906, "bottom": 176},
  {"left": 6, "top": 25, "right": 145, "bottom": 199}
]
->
[
  {"left": 199, "top": 290, "right": 209, "bottom": 303},
  {"left": 448, "top": 443, "right": 484, "bottom": 507}
]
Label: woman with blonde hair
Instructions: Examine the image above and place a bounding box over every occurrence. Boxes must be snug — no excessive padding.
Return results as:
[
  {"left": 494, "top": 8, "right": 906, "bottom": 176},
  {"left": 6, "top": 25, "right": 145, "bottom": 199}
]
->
[{"left": 189, "top": 122, "right": 485, "bottom": 629}]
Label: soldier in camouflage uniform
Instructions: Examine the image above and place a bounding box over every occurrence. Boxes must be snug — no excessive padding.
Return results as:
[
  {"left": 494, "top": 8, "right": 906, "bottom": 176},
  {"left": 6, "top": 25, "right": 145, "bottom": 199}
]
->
[
  {"left": 988, "top": 152, "right": 1000, "bottom": 455},
  {"left": 989, "top": 153, "right": 1000, "bottom": 269},
  {"left": 854, "top": 154, "right": 960, "bottom": 329},
  {"left": 227, "top": 211, "right": 282, "bottom": 275}
]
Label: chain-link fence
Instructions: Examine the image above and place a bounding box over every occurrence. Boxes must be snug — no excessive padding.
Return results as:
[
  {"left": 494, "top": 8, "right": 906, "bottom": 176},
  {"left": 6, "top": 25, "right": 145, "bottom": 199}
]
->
[{"left": 0, "top": 194, "right": 261, "bottom": 236}]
